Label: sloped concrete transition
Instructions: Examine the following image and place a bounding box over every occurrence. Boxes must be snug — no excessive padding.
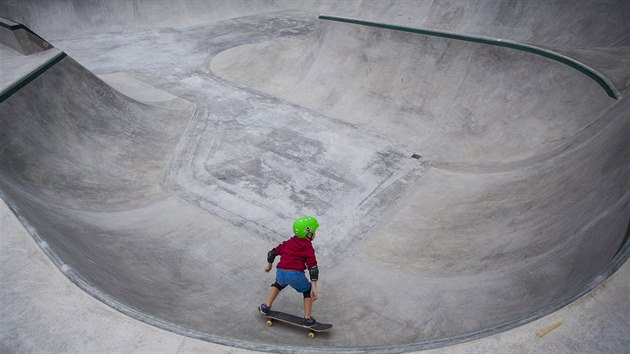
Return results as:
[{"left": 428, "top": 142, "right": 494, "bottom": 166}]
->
[{"left": 0, "top": 1, "right": 628, "bottom": 352}]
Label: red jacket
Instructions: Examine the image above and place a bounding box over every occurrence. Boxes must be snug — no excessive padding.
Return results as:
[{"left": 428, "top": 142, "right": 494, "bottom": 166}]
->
[{"left": 275, "top": 236, "right": 317, "bottom": 271}]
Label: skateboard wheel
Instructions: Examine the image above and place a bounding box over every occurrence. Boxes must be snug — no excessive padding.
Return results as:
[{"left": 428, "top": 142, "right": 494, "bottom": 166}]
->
[
  {"left": 266, "top": 320, "right": 273, "bottom": 327},
  {"left": 308, "top": 331, "right": 315, "bottom": 339}
]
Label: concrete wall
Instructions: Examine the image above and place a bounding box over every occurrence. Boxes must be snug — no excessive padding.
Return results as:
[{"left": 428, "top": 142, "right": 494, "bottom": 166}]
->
[
  {"left": 0, "top": 1, "right": 628, "bottom": 351},
  {"left": 1, "top": 0, "right": 629, "bottom": 46}
]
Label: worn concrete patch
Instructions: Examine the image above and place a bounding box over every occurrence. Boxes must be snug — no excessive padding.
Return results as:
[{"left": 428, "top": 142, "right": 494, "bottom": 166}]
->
[{"left": 165, "top": 88, "right": 428, "bottom": 259}]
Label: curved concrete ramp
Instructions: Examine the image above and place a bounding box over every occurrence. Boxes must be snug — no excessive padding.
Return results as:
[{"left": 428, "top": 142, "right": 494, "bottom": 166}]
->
[{"left": 1, "top": 1, "right": 629, "bottom": 352}]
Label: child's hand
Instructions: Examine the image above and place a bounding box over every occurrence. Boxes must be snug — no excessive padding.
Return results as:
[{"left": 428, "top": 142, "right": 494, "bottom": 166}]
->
[
  {"left": 311, "top": 288, "right": 318, "bottom": 301},
  {"left": 264, "top": 263, "right": 272, "bottom": 272}
]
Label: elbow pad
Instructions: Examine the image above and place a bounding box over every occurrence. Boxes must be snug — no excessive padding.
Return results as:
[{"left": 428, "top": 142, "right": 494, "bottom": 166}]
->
[
  {"left": 267, "top": 248, "right": 277, "bottom": 263},
  {"left": 308, "top": 265, "right": 319, "bottom": 281}
]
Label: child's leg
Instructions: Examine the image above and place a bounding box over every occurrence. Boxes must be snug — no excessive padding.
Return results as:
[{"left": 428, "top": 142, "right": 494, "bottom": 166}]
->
[
  {"left": 265, "top": 286, "right": 281, "bottom": 307},
  {"left": 303, "top": 296, "right": 314, "bottom": 319}
]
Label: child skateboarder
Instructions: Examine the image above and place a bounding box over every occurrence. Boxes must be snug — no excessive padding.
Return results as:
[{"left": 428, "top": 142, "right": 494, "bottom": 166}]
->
[{"left": 259, "top": 216, "right": 320, "bottom": 327}]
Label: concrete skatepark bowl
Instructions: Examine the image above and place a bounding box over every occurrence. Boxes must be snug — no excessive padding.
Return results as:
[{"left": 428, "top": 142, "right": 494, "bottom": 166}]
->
[{"left": 1, "top": 1, "right": 629, "bottom": 352}]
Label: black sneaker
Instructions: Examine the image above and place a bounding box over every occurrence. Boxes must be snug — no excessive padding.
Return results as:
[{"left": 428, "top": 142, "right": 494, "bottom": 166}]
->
[
  {"left": 303, "top": 317, "right": 317, "bottom": 328},
  {"left": 259, "top": 303, "right": 271, "bottom": 315}
]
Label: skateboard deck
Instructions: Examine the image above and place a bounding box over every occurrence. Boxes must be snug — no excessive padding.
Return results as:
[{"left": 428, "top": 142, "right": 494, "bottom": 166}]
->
[{"left": 260, "top": 309, "right": 332, "bottom": 338}]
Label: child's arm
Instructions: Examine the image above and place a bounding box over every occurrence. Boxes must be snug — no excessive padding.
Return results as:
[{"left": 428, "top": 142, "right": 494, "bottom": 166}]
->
[
  {"left": 264, "top": 247, "right": 278, "bottom": 272},
  {"left": 307, "top": 264, "right": 319, "bottom": 300},
  {"left": 304, "top": 241, "right": 319, "bottom": 299}
]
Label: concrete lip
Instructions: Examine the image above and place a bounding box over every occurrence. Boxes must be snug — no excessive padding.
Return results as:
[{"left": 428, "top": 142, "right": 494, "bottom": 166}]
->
[{"left": 0, "top": 4, "right": 629, "bottom": 353}]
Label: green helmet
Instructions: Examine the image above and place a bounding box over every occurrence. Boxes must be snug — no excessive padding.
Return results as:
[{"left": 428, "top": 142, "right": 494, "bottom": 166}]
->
[{"left": 293, "top": 216, "right": 319, "bottom": 238}]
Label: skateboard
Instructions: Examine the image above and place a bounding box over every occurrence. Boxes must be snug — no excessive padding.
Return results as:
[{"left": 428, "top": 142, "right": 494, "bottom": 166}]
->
[{"left": 260, "top": 308, "right": 333, "bottom": 338}]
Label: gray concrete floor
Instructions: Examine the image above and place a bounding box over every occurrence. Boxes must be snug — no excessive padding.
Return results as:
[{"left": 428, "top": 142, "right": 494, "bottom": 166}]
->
[
  {"left": 2, "top": 198, "right": 628, "bottom": 352},
  {"left": 1, "top": 1, "right": 629, "bottom": 353}
]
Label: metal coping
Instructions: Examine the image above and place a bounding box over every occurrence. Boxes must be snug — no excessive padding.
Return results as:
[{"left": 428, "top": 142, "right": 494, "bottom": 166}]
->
[
  {"left": 0, "top": 16, "right": 20, "bottom": 28},
  {"left": 0, "top": 51, "right": 67, "bottom": 103},
  {"left": 318, "top": 15, "right": 619, "bottom": 100},
  {"left": 0, "top": 15, "right": 49, "bottom": 44}
]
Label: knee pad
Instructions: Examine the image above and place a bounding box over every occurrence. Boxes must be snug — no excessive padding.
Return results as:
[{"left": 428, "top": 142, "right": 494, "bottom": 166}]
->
[
  {"left": 272, "top": 282, "right": 286, "bottom": 291},
  {"left": 302, "top": 285, "right": 312, "bottom": 298}
]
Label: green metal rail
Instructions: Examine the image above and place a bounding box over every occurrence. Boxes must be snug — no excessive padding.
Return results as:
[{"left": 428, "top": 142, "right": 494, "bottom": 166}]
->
[
  {"left": 319, "top": 15, "right": 619, "bottom": 100},
  {"left": 0, "top": 52, "right": 67, "bottom": 103}
]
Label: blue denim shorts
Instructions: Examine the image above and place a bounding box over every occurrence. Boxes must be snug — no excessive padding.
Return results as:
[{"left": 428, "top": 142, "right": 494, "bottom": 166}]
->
[{"left": 275, "top": 268, "right": 311, "bottom": 293}]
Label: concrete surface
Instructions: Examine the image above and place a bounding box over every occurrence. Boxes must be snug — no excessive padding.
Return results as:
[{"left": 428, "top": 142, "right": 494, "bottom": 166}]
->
[
  {"left": 0, "top": 1, "right": 629, "bottom": 352},
  {"left": 0, "top": 42, "right": 59, "bottom": 90},
  {"left": 1, "top": 185, "right": 628, "bottom": 353}
]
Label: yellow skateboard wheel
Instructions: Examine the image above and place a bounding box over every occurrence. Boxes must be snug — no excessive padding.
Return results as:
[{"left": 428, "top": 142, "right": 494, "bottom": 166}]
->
[
  {"left": 308, "top": 331, "right": 315, "bottom": 338},
  {"left": 266, "top": 320, "right": 273, "bottom": 327}
]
